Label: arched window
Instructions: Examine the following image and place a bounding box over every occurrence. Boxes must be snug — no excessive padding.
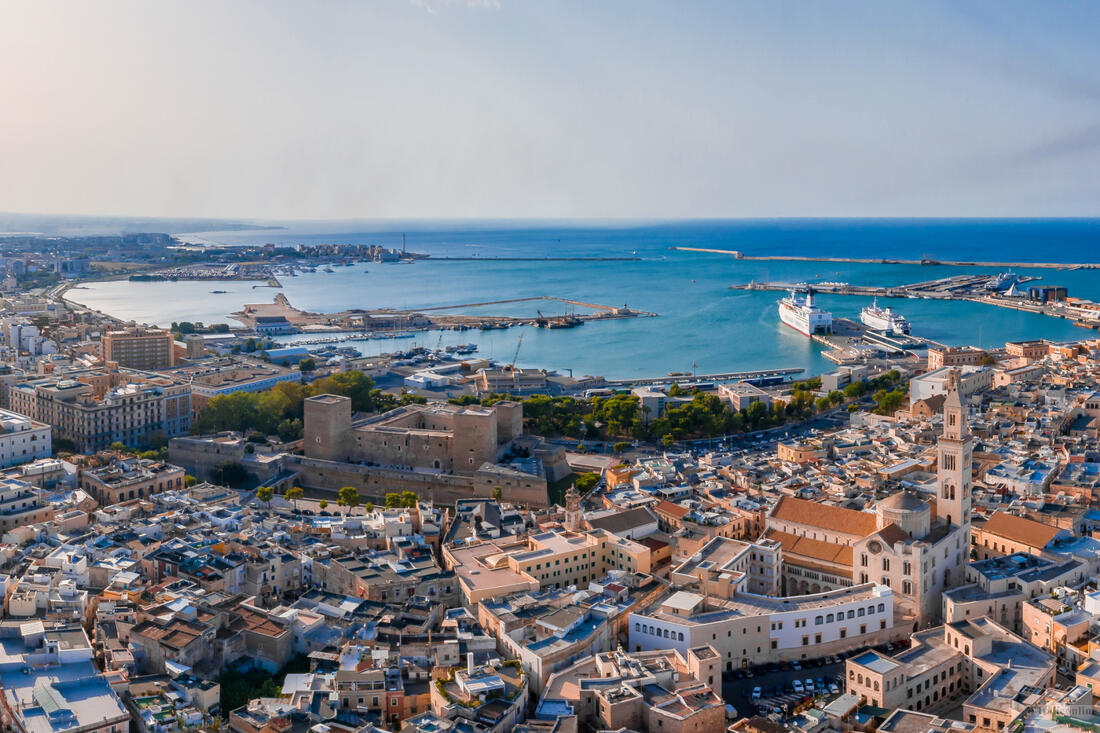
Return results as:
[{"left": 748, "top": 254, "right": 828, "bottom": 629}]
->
[
  {"left": 847, "top": 610, "right": 855, "bottom": 619},
  {"left": 858, "top": 608, "right": 865, "bottom": 617},
  {"left": 815, "top": 616, "right": 823, "bottom": 625},
  {"left": 877, "top": 603, "right": 885, "bottom": 613},
  {"left": 826, "top": 614, "right": 834, "bottom": 623},
  {"left": 678, "top": 632, "right": 684, "bottom": 642}
]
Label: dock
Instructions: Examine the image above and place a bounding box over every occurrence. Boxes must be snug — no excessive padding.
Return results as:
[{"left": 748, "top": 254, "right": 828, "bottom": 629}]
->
[
  {"left": 672, "top": 246, "right": 1099, "bottom": 270},
  {"left": 602, "top": 367, "right": 804, "bottom": 388},
  {"left": 730, "top": 273, "right": 1100, "bottom": 328}
]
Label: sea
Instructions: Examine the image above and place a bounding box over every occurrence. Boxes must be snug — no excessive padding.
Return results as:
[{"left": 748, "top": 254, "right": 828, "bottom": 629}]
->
[{"left": 66, "top": 219, "right": 1100, "bottom": 380}]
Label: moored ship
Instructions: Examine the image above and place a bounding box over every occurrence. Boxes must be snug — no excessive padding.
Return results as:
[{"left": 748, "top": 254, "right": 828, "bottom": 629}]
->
[
  {"left": 860, "top": 298, "right": 910, "bottom": 334},
  {"left": 778, "top": 289, "right": 832, "bottom": 337}
]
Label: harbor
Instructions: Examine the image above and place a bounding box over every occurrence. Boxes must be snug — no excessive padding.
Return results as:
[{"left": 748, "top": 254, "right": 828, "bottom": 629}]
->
[{"left": 734, "top": 272, "right": 1100, "bottom": 328}]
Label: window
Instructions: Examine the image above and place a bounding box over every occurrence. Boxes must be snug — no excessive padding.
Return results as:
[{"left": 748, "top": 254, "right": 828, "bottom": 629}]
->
[{"left": 815, "top": 616, "right": 823, "bottom": 625}]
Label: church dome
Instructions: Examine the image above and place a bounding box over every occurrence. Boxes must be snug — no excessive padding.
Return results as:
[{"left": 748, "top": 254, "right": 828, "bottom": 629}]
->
[
  {"left": 878, "top": 491, "right": 927, "bottom": 512},
  {"left": 876, "top": 491, "right": 931, "bottom": 538}
]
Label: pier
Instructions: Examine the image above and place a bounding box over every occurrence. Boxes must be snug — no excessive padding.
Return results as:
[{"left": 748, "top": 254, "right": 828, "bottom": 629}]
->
[
  {"left": 602, "top": 367, "right": 804, "bottom": 388},
  {"left": 731, "top": 273, "right": 1100, "bottom": 328},
  {"left": 410, "top": 295, "right": 656, "bottom": 317},
  {"left": 672, "top": 246, "right": 1099, "bottom": 270}
]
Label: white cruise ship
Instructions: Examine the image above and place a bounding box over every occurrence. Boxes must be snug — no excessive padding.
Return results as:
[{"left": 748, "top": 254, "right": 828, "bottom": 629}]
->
[
  {"left": 778, "top": 289, "right": 832, "bottom": 337},
  {"left": 860, "top": 298, "right": 910, "bottom": 334}
]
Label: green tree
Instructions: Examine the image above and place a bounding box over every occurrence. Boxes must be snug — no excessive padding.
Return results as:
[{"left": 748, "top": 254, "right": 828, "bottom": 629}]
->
[
  {"left": 385, "top": 492, "right": 402, "bottom": 508},
  {"left": 299, "top": 357, "right": 316, "bottom": 372},
  {"left": 285, "top": 486, "right": 304, "bottom": 511},
  {"left": 256, "top": 485, "right": 274, "bottom": 507},
  {"left": 364, "top": 502, "right": 374, "bottom": 513},
  {"left": 400, "top": 490, "right": 418, "bottom": 507},
  {"left": 109, "top": 441, "right": 127, "bottom": 453},
  {"left": 612, "top": 441, "right": 630, "bottom": 454},
  {"left": 338, "top": 486, "right": 360, "bottom": 514},
  {"left": 815, "top": 397, "right": 831, "bottom": 412},
  {"left": 662, "top": 434, "right": 674, "bottom": 447},
  {"left": 491, "top": 486, "right": 503, "bottom": 501},
  {"left": 319, "top": 499, "right": 328, "bottom": 511},
  {"left": 184, "top": 474, "right": 198, "bottom": 487},
  {"left": 310, "top": 371, "right": 377, "bottom": 412},
  {"left": 574, "top": 472, "right": 600, "bottom": 493}
]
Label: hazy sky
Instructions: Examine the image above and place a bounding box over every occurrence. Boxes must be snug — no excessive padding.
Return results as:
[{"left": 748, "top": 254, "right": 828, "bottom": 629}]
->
[{"left": 3, "top": 1, "right": 1100, "bottom": 219}]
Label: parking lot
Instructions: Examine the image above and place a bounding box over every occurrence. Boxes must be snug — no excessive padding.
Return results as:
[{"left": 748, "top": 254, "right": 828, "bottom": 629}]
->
[
  {"left": 722, "top": 656, "right": 846, "bottom": 721},
  {"left": 721, "top": 641, "right": 910, "bottom": 722}
]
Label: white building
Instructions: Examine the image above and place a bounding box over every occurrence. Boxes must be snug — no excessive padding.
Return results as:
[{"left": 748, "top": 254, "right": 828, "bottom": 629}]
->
[
  {"left": 909, "top": 366, "right": 991, "bottom": 405},
  {"left": 0, "top": 408, "right": 51, "bottom": 467}
]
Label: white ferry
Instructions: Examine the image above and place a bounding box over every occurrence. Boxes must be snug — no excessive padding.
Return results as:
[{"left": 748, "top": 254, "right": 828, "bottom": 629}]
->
[
  {"left": 860, "top": 298, "right": 910, "bottom": 334},
  {"left": 778, "top": 289, "right": 832, "bottom": 337}
]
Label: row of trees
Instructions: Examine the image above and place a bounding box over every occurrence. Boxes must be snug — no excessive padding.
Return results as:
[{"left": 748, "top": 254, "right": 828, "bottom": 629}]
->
[
  {"left": 451, "top": 370, "right": 905, "bottom": 443},
  {"left": 191, "top": 370, "right": 426, "bottom": 441},
  {"left": 255, "top": 484, "right": 420, "bottom": 514}
]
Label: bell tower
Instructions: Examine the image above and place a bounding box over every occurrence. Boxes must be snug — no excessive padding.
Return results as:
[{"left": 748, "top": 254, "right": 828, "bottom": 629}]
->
[
  {"left": 564, "top": 485, "right": 583, "bottom": 530},
  {"left": 937, "top": 369, "right": 972, "bottom": 528}
]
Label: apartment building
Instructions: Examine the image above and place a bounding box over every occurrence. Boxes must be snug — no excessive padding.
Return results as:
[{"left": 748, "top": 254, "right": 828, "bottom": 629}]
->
[
  {"left": 11, "top": 368, "right": 191, "bottom": 452},
  {"left": 79, "top": 457, "right": 186, "bottom": 505},
  {"left": 0, "top": 407, "right": 50, "bottom": 467},
  {"left": 536, "top": 646, "right": 724, "bottom": 733},
  {"left": 0, "top": 476, "right": 53, "bottom": 532},
  {"left": 846, "top": 618, "right": 1054, "bottom": 732},
  {"left": 159, "top": 356, "right": 299, "bottom": 409},
  {"left": 630, "top": 584, "right": 896, "bottom": 670},
  {"left": 444, "top": 528, "right": 653, "bottom": 606},
  {"left": 101, "top": 327, "right": 175, "bottom": 370}
]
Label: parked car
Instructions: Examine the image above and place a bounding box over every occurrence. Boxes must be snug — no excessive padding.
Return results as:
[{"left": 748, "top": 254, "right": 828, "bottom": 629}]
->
[
  {"left": 751, "top": 687, "right": 761, "bottom": 702},
  {"left": 792, "top": 680, "right": 804, "bottom": 694},
  {"left": 791, "top": 661, "right": 801, "bottom": 670},
  {"left": 829, "top": 683, "right": 840, "bottom": 695},
  {"left": 804, "top": 679, "right": 814, "bottom": 694}
]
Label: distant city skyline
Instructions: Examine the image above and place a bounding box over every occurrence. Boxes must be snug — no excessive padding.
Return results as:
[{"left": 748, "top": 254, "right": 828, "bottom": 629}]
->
[{"left": 3, "top": 1, "right": 1100, "bottom": 219}]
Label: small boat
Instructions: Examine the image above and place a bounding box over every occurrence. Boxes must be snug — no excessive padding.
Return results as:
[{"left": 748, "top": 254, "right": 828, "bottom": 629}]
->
[{"left": 210, "top": 290, "right": 228, "bottom": 294}]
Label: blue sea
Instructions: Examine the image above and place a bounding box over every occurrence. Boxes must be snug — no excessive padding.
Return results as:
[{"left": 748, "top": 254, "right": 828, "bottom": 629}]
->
[{"left": 68, "top": 219, "right": 1100, "bottom": 379}]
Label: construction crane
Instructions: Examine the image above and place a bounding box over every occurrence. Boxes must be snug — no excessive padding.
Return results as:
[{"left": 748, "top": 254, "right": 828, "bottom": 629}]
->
[{"left": 509, "top": 333, "right": 524, "bottom": 372}]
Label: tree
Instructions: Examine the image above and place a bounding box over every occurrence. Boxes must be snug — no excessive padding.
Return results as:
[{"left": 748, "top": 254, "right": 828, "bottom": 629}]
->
[
  {"left": 299, "top": 357, "right": 316, "bottom": 373},
  {"left": 285, "top": 486, "right": 304, "bottom": 511},
  {"left": 184, "top": 474, "right": 198, "bottom": 488},
  {"left": 980, "top": 354, "right": 996, "bottom": 366},
  {"left": 364, "top": 502, "right": 374, "bottom": 513},
  {"left": 612, "top": 441, "right": 629, "bottom": 454},
  {"left": 256, "top": 485, "right": 274, "bottom": 507},
  {"left": 491, "top": 486, "right": 503, "bottom": 501},
  {"left": 109, "top": 441, "right": 128, "bottom": 453},
  {"left": 385, "top": 492, "right": 402, "bottom": 508},
  {"left": 815, "top": 397, "right": 831, "bottom": 412},
  {"left": 400, "top": 490, "right": 418, "bottom": 507},
  {"left": 574, "top": 472, "right": 600, "bottom": 493},
  {"left": 319, "top": 499, "right": 328, "bottom": 511},
  {"left": 662, "top": 434, "right": 674, "bottom": 448},
  {"left": 338, "top": 486, "right": 360, "bottom": 514}
]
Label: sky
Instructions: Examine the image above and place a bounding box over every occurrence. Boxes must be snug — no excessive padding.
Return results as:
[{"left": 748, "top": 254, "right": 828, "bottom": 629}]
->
[{"left": 2, "top": 1, "right": 1100, "bottom": 220}]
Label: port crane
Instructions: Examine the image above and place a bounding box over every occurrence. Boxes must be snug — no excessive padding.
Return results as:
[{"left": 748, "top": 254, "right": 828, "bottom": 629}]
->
[{"left": 509, "top": 333, "right": 524, "bottom": 371}]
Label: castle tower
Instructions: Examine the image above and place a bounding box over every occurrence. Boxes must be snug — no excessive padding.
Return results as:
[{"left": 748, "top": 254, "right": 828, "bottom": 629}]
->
[
  {"left": 564, "top": 485, "right": 582, "bottom": 530},
  {"left": 937, "top": 369, "right": 972, "bottom": 529}
]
